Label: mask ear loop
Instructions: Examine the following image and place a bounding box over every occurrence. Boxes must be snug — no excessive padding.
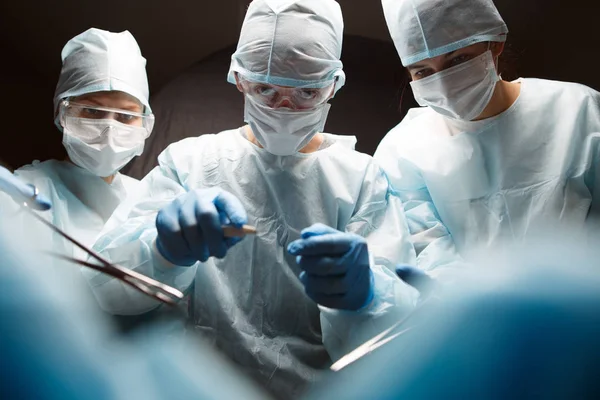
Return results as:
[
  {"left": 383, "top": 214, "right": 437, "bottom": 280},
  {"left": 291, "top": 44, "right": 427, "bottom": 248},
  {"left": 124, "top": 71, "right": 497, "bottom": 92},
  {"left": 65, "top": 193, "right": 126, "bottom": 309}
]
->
[
  {"left": 58, "top": 99, "right": 70, "bottom": 132},
  {"left": 487, "top": 41, "right": 502, "bottom": 79}
]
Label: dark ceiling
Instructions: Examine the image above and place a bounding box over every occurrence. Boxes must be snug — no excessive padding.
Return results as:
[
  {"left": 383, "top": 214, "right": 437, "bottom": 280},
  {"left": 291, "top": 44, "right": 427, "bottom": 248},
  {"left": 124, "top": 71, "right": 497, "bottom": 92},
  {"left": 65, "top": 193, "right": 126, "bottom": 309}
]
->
[{"left": 1, "top": 0, "right": 598, "bottom": 169}]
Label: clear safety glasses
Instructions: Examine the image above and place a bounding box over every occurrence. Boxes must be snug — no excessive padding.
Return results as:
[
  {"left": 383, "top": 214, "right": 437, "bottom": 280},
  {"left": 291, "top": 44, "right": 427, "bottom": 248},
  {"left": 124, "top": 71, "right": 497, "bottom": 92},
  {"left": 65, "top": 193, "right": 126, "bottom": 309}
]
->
[
  {"left": 238, "top": 77, "right": 334, "bottom": 110},
  {"left": 59, "top": 100, "right": 155, "bottom": 135}
]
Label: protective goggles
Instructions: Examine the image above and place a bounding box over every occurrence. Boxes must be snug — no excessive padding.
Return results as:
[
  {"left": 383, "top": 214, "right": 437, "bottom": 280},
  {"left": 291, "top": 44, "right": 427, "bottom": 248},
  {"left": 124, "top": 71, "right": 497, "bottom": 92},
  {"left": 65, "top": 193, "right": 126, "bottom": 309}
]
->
[
  {"left": 238, "top": 77, "right": 334, "bottom": 110},
  {"left": 59, "top": 100, "right": 155, "bottom": 135}
]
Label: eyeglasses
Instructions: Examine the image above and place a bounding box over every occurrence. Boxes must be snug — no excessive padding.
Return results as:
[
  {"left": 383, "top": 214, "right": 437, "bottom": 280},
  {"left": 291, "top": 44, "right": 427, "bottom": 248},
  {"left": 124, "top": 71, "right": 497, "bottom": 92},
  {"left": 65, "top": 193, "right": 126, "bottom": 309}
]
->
[
  {"left": 238, "top": 77, "right": 334, "bottom": 110},
  {"left": 60, "top": 100, "right": 155, "bottom": 134}
]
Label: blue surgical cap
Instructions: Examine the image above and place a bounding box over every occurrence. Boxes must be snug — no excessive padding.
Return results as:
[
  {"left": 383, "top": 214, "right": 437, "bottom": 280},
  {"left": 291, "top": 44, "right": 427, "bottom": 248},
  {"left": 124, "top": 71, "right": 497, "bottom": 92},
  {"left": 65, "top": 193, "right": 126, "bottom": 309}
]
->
[
  {"left": 382, "top": 0, "right": 508, "bottom": 66},
  {"left": 54, "top": 28, "right": 151, "bottom": 116},
  {"left": 227, "top": 0, "right": 346, "bottom": 93}
]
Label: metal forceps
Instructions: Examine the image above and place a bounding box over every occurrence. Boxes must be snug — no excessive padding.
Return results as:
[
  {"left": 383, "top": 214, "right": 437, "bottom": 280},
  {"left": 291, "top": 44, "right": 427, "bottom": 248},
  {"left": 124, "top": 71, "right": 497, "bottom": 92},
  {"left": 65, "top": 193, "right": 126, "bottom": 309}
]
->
[
  {"left": 20, "top": 189, "right": 184, "bottom": 306},
  {"left": 330, "top": 293, "right": 440, "bottom": 372}
]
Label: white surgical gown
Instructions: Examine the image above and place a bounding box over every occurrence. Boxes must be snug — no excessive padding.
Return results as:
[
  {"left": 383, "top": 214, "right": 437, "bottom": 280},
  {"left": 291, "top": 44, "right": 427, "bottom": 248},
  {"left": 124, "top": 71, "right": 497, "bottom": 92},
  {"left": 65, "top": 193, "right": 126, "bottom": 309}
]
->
[
  {"left": 7, "top": 159, "right": 139, "bottom": 315},
  {"left": 375, "top": 78, "right": 600, "bottom": 272},
  {"left": 85, "top": 128, "right": 417, "bottom": 399}
]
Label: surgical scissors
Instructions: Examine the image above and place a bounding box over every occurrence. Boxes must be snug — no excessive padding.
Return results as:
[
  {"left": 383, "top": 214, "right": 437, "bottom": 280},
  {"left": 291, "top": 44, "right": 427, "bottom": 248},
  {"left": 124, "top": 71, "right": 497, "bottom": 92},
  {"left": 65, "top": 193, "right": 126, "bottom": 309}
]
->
[
  {"left": 17, "top": 189, "right": 184, "bottom": 306},
  {"left": 330, "top": 292, "right": 440, "bottom": 371}
]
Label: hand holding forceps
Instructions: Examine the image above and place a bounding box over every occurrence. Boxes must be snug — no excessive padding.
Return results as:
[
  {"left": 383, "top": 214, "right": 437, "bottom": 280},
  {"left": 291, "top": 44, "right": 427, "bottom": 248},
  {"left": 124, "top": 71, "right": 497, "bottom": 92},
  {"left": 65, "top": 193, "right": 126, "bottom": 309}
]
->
[{"left": 14, "top": 185, "right": 257, "bottom": 306}]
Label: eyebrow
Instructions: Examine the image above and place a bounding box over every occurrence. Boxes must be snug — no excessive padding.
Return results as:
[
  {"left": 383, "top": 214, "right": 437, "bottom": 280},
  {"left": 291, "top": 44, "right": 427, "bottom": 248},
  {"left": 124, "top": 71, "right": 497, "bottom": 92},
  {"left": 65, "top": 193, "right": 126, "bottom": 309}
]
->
[
  {"left": 76, "top": 98, "right": 104, "bottom": 106},
  {"left": 77, "top": 98, "right": 142, "bottom": 112},
  {"left": 408, "top": 48, "right": 464, "bottom": 70},
  {"left": 120, "top": 103, "right": 143, "bottom": 112},
  {"left": 443, "top": 50, "right": 460, "bottom": 58}
]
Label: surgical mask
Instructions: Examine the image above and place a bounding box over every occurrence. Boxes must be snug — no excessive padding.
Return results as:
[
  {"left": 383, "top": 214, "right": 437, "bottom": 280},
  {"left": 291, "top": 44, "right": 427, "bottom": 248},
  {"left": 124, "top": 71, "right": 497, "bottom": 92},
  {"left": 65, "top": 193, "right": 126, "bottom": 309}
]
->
[
  {"left": 62, "top": 118, "right": 146, "bottom": 177},
  {"left": 410, "top": 50, "right": 500, "bottom": 121},
  {"left": 243, "top": 95, "right": 331, "bottom": 156}
]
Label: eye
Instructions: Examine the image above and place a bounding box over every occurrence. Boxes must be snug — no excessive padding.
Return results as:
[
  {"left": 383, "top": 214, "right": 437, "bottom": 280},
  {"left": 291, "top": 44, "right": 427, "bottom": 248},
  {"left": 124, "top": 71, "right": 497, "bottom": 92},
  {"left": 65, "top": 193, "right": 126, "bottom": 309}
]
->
[
  {"left": 255, "top": 85, "right": 276, "bottom": 97},
  {"left": 449, "top": 54, "right": 471, "bottom": 67},
  {"left": 116, "top": 113, "right": 138, "bottom": 124},
  {"left": 298, "top": 89, "right": 318, "bottom": 100},
  {"left": 412, "top": 68, "right": 434, "bottom": 80},
  {"left": 80, "top": 107, "right": 108, "bottom": 119}
]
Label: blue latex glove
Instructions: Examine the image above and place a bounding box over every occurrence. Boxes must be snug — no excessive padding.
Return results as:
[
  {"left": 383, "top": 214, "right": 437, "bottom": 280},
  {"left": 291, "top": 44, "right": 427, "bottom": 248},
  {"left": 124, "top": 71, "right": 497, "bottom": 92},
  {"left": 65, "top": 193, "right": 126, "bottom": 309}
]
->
[
  {"left": 287, "top": 223, "right": 373, "bottom": 311},
  {"left": 0, "top": 166, "right": 51, "bottom": 211},
  {"left": 395, "top": 265, "right": 436, "bottom": 298},
  {"left": 155, "top": 188, "right": 248, "bottom": 266}
]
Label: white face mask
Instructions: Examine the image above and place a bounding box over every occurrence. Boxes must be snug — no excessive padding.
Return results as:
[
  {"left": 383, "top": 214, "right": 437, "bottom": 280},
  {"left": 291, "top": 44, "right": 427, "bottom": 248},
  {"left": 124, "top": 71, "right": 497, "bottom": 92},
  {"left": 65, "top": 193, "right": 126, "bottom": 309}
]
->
[
  {"left": 410, "top": 50, "right": 500, "bottom": 121},
  {"left": 243, "top": 95, "right": 331, "bottom": 156},
  {"left": 62, "top": 118, "right": 146, "bottom": 178}
]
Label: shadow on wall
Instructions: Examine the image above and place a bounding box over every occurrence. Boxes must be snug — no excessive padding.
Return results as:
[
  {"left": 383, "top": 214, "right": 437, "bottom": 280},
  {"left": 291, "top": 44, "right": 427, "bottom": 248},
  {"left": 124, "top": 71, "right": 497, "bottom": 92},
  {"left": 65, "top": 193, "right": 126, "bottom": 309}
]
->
[{"left": 124, "top": 35, "right": 410, "bottom": 179}]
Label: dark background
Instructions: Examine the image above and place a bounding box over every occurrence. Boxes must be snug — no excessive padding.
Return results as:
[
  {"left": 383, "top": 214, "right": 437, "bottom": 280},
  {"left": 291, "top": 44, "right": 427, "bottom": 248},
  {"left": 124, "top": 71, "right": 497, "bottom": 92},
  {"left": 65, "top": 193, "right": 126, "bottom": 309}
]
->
[{"left": 1, "top": 0, "right": 598, "bottom": 178}]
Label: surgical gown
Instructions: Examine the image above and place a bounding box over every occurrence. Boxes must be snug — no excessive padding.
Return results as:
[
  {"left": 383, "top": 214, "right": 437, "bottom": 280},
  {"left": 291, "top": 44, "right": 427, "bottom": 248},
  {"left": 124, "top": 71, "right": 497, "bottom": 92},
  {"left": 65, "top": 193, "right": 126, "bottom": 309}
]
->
[
  {"left": 374, "top": 78, "right": 600, "bottom": 272},
  {"left": 85, "top": 128, "right": 417, "bottom": 399},
  {"left": 5, "top": 159, "right": 139, "bottom": 315}
]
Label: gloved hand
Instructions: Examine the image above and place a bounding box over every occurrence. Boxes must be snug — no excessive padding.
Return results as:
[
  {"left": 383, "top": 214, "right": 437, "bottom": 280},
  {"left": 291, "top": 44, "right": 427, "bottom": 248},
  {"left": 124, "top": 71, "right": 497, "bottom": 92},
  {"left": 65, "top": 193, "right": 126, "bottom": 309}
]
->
[
  {"left": 395, "top": 265, "right": 436, "bottom": 298},
  {"left": 0, "top": 166, "right": 51, "bottom": 211},
  {"left": 156, "top": 188, "right": 248, "bottom": 266},
  {"left": 287, "top": 223, "right": 373, "bottom": 311}
]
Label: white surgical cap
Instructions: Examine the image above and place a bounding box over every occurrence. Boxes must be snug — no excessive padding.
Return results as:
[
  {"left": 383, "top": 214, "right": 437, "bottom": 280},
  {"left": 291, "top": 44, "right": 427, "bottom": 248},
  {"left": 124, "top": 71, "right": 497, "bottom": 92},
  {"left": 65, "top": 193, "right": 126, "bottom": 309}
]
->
[
  {"left": 227, "top": 0, "right": 346, "bottom": 93},
  {"left": 54, "top": 28, "right": 151, "bottom": 115},
  {"left": 382, "top": 0, "right": 508, "bottom": 66}
]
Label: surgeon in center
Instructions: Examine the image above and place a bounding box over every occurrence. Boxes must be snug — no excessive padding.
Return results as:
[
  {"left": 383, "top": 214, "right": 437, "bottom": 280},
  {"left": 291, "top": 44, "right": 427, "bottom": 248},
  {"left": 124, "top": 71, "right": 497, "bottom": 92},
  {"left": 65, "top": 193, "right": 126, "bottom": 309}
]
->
[{"left": 83, "top": 1, "right": 418, "bottom": 398}]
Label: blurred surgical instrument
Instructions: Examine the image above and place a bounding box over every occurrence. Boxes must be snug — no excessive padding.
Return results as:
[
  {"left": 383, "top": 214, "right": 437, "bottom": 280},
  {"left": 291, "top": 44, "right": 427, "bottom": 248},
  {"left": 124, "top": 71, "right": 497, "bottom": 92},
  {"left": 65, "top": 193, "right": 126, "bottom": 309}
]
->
[
  {"left": 20, "top": 194, "right": 184, "bottom": 306},
  {"left": 331, "top": 293, "right": 439, "bottom": 371}
]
